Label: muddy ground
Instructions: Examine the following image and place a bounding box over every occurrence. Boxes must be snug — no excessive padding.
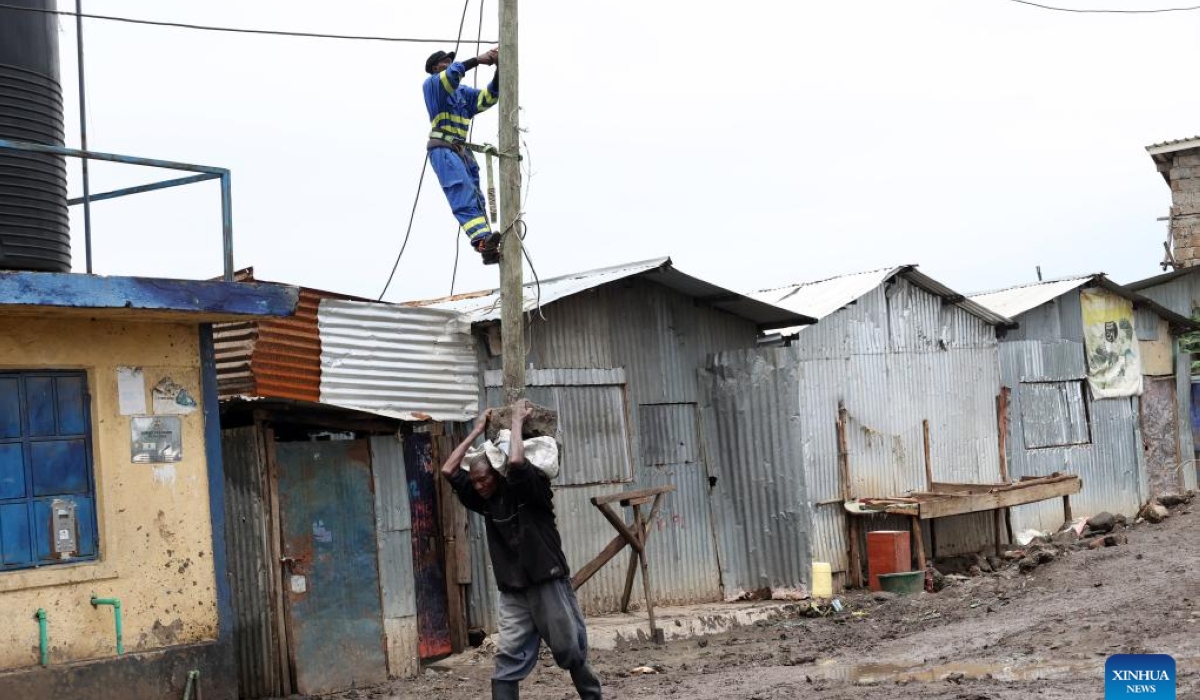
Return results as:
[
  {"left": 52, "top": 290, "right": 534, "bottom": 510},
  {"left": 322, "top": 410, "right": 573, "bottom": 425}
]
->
[{"left": 325, "top": 498, "right": 1199, "bottom": 699}]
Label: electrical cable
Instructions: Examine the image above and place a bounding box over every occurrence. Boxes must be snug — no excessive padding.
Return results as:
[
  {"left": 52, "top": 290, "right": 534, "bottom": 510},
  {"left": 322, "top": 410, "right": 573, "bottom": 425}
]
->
[
  {"left": 1001, "top": 0, "right": 1200, "bottom": 13},
  {"left": 377, "top": 158, "right": 428, "bottom": 300},
  {"left": 0, "top": 2, "right": 497, "bottom": 43}
]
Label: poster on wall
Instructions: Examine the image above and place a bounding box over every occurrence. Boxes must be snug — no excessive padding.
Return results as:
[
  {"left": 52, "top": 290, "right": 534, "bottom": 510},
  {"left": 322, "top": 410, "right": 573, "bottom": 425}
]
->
[
  {"left": 131, "top": 416, "right": 183, "bottom": 463},
  {"left": 1080, "top": 287, "right": 1144, "bottom": 399},
  {"left": 151, "top": 376, "right": 198, "bottom": 415},
  {"left": 116, "top": 367, "right": 146, "bottom": 415}
]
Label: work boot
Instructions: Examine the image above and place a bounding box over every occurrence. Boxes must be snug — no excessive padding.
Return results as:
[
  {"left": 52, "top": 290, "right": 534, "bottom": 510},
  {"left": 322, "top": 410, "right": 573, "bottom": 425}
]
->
[
  {"left": 491, "top": 679, "right": 519, "bottom": 700},
  {"left": 570, "top": 665, "right": 602, "bottom": 700},
  {"left": 474, "top": 233, "right": 501, "bottom": 265}
]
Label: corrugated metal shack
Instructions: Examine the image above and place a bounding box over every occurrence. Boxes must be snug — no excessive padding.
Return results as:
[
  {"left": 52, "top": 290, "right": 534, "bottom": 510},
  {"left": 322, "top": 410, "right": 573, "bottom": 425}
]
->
[
  {"left": 213, "top": 272, "right": 479, "bottom": 696},
  {"left": 409, "top": 257, "right": 813, "bottom": 629},
  {"left": 970, "top": 274, "right": 1198, "bottom": 534},
  {"left": 707, "top": 266, "right": 1015, "bottom": 591},
  {"left": 1128, "top": 267, "right": 1200, "bottom": 488}
]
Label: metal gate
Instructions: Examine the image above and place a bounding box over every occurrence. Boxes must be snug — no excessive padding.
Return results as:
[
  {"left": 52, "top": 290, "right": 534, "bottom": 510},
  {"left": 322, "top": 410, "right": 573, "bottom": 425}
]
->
[{"left": 276, "top": 440, "right": 388, "bottom": 695}]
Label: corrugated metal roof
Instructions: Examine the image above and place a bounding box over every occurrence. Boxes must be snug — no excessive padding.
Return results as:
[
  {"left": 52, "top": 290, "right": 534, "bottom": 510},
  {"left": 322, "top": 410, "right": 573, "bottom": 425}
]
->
[
  {"left": 1146, "top": 136, "right": 1200, "bottom": 156},
  {"left": 971, "top": 274, "right": 1200, "bottom": 330},
  {"left": 750, "top": 265, "right": 1013, "bottom": 331},
  {"left": 318, "top": 299, "right": 479, "bottom": 422},
  {"left": 969, "top": 276, "right": 1095, "bottom": 320},
  {"left": 1126, "top": 265, "right": 1198, "bottom": 292},
  {"left": 406, "top": 257, "right": 814, "bottom": 330}
]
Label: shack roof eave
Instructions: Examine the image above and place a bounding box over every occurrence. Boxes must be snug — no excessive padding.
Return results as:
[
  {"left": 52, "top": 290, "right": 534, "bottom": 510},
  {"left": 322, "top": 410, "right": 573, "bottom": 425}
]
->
[{"left": 0, "top": 271, "right": 298, "bottom": 322}]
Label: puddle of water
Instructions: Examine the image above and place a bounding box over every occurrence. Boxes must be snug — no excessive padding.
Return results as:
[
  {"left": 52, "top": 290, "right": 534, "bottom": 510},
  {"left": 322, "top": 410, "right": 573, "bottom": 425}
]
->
[{"left": 810, "top": 656, "right": 1197, "bottom": 685}]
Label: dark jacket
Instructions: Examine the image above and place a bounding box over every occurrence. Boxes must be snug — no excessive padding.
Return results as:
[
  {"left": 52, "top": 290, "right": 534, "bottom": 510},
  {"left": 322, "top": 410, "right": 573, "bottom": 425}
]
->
[{"left": 448, "top": 460, "right": 570, "bottom": 591}]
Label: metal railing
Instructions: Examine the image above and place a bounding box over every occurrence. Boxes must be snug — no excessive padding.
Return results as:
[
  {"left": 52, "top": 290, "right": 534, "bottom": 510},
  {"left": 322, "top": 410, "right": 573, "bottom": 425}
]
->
[{"left": 0, "top": 138, "right": 235, "bottom": 281}]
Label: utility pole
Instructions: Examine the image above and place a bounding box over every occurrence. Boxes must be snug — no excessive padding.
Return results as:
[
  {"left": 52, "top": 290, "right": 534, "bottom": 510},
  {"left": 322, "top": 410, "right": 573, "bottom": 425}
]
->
[{"left": 498, "top": 0, "right": 525, "bottom": 403}]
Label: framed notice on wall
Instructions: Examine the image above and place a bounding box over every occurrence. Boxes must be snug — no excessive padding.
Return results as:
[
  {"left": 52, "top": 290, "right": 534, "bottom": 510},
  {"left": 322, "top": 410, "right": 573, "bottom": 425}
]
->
[{"left": 130, "top": 416, "right": 183, "bottom": 463}]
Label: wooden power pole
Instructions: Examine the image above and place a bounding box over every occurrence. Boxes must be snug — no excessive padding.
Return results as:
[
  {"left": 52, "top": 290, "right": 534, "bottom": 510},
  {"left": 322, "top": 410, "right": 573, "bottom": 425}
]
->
[{"left": 498, "top": 0, "right": 525, "bottom": 403}]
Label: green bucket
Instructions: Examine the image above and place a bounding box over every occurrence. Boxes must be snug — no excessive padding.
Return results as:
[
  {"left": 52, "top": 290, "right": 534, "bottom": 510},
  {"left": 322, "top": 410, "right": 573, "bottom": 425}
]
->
[{"left": 877, "top": 571, "right": 924, "bottom": 595}]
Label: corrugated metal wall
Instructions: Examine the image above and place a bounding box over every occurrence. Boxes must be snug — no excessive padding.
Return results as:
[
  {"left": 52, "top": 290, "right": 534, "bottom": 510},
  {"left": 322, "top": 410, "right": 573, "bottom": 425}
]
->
[
  {"left": 222, "top": 426, "right": 284, "bottom": 699},
  {"left": 467, "top": 279, "right": 756, "bottom": 624},
  {"left": 214, "top": 320, "right": 258, "bottom": 398},
  {"left": 370, "top": 435, "right": 420, "bottom": 678},
  {"left": 701, "top": 348, "right": 811, "bottom": 599},
  {"left": 319, "top": 300, "right": 479, "bottom": 422},
  {"left": 1136, "top": 274, "right": 1199, "bottom": 319},
  {"left": 701, "top": 278, "right": 1005, "bottom": 586},
  {"left": 999, "top": 340, "right": 1143, "bottom": 532}
]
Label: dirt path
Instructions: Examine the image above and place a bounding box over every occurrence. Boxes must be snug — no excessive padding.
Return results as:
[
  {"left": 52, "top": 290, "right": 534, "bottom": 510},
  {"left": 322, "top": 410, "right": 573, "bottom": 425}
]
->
[{"left": 322, "top": 499, "right": 1199, "bottom": 699}]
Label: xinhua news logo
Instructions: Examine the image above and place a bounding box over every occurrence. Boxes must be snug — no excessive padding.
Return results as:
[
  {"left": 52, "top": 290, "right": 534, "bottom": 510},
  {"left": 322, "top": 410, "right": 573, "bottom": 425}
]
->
[{"left": 1106, "top": 654, "right": 1176, "bottom": 699}]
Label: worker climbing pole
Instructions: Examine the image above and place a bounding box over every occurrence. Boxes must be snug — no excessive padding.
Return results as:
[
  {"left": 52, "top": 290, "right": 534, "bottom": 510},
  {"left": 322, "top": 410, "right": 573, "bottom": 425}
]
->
[{"left": 422, "top": 45, "right": 502, "bottom": 263}]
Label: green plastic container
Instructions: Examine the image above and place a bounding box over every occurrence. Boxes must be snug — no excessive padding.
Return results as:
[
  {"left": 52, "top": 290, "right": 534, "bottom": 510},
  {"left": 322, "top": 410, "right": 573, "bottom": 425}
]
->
[{"left": 877, "top": 570, "right": 923, "bottom": 595}]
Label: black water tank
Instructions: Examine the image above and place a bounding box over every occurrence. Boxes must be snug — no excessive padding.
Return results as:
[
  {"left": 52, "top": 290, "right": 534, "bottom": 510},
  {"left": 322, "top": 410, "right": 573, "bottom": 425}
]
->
[{"left": 0, "top": 0, "right": 71, "bottom": 272}]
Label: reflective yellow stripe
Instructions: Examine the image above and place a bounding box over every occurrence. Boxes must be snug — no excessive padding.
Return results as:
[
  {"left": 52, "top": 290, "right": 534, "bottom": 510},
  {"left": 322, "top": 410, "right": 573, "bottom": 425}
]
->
[
  {"left": 439, "top": 71, "right": 454, "bottom": 94},
  {"left": 461, "top": 216, "right": 488, "bottom": 233},
  {"left": 430, "top": 112, "right": 472, "bottom": 127},
  {"left": 476, "top": 89, "right": 497, "bottom": 111},
  {"left": 435, "top": 124, "right": 469, "bottom": 138}
]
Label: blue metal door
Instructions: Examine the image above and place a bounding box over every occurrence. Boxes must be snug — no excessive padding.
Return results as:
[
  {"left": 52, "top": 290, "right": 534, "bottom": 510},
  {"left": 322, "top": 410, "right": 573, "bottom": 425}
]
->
[{"left": 276, "top": 440, "right": 387, "bottom": 695}]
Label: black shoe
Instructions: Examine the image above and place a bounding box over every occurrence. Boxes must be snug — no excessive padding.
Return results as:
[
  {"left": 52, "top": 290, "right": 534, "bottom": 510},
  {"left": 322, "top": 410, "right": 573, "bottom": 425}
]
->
[
  {"left": 474, "top": 233, "right": 501, "bottom": 265},
  {"left": 570, "top": 665, "right": 602, "bottom": 700},
  {"left": 491, "top": 679, "right": 519, "bottom": 700}
]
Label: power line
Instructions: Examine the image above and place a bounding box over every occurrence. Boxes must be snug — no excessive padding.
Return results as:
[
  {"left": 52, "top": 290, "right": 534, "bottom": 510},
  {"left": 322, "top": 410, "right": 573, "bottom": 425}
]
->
[
  {"left": 377, "top": 158, "right": 428, "bottom": 301},
  {"left": 0, "top": 2, "right": 496, "bottom": 44},
  {"left": 1002, "top": 0, "right": 1200, "bottom": 13}
]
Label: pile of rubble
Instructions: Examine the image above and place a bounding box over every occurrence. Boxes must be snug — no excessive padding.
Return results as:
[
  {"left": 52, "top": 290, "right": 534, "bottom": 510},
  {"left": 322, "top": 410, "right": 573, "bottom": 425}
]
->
[{"left": 933, "top": 491, "right": 1194, "bottom": 579}]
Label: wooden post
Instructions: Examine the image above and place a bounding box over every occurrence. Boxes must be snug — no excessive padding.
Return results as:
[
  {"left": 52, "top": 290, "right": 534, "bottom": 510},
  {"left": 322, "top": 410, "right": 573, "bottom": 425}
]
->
[
  {"left": 996, "top": 388, "right": 1011, "bottom": 482},
  {"left": 922, "top": 419, "right": 934, "bottom": 489},
  {"left": 1062, "top": 495, "right": 1073, "bottom": 524},
  {"left": 993, "top": 509, "right": 1004, "bottom": 559},
  {"left": 498, "top": 0, "right": 525, "bottom": 404},
  {"left": 910, "top": 517, "right": 926, "bottom": 573},
  {"left": 632, "top": 503, "right": 661, "bottom": 643},
  {"left": 837, "top": 402, "right": 863, "bottom": 589}
]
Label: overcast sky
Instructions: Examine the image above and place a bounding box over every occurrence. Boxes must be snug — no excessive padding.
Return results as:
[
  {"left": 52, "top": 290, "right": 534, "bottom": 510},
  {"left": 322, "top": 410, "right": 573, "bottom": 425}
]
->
[{"left": 50, "top": 0, "right": 1200, "bottom": 301}]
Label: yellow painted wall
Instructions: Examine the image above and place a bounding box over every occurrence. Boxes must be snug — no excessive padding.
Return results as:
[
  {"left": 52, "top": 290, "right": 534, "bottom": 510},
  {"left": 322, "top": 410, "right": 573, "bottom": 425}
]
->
[
  {"left": 0, "top": 315, "right": 218, "bottom": 670},
  {"left": 1140, "top": 317, "right": 1175, "bottom": 377}
]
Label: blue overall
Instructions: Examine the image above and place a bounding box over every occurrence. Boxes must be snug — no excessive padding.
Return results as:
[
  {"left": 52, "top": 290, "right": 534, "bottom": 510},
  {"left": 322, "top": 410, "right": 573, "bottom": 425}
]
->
[{"left": 424, "top": 61, "right": 500, "bottom": 245}]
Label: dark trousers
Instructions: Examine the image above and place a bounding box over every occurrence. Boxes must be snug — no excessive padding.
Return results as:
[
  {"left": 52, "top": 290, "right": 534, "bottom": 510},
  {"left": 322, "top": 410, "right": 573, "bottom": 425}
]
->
[{"left": 492, "top": 578, "right": 590, "bottom": 681}]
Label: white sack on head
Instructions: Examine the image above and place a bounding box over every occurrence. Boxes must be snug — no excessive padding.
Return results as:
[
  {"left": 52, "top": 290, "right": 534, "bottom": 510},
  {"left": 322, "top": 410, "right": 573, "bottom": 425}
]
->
[{"left": 461, "top": 428, "right": 559, "bottom": 480}]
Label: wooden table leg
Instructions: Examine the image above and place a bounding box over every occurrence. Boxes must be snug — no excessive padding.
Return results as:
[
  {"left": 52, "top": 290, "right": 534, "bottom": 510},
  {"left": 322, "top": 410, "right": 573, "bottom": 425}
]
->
[
  {"left": 993, "top": 508, "right": 1004, "bottom": 558},
  {"left": 847, "top": 516, "right": 864, "bottom": 589},
  {"left": 633, "top": 504, "right": 661, "bottom": 643},
  {"left": 910, "top": 517, "right": 927, "bottom": 573},
  {"left": 619, "top": 510, "right": 643, "bottom": 612},
  {"left": 1062, "top": 495, "right": 1073, "bottom": 524}
]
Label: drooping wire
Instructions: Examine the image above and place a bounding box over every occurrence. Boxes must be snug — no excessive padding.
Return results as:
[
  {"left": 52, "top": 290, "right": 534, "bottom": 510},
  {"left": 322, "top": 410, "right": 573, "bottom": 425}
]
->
[
  {"left": 379, "top": 0, "right": 474, "bottom": 301},
  {"left": 0, "top": 2, "right": 496, "bottom": 43},
  {"left": 451, "top": 0, "right": 489, "bottom": 297},
  {"left": 377, "top": 159, "right": 428, "bottom": 301},
  {"left": 1001, "top": 0, "right": 1200, "bottom": 12}
]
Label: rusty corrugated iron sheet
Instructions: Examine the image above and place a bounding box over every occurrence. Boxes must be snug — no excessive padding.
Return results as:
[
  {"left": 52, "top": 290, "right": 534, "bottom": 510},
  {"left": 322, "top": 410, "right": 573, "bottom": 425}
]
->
[
  {"left": 251, "top": 288, "right": 330, "bottom": 403},
  {"left": 215, "top": 319, "right": 258, "bottom": 398}
]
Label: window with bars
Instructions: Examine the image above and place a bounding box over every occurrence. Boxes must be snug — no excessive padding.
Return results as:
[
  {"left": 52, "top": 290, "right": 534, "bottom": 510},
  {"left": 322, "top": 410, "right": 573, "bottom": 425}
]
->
[{"left": 0, "top": 371, "right": 98, "bottom": 570}]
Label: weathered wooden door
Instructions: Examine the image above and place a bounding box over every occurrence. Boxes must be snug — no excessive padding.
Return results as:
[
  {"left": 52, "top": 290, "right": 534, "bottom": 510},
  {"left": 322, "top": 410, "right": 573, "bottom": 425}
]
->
[
  {"left": 276, "top": 440, "right": 387, "bottom": 695},
  {"left": 1141, "top": 376, "right": 1184, "bottom": 498}
]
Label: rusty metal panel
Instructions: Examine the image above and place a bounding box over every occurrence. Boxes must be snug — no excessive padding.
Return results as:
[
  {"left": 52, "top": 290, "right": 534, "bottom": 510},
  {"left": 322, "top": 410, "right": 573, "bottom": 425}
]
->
[
  {"left": 214, "top": 320, "right": 258, "bottom": 398},
  {"left": 221, "top": 425, "right": 282, "bottom": 699},
  {"left": 276, "top": 440, "right": 387, "bottom": 695},
  {"left": 1142, "top": 376, "right": 1184, "bottom": 498},
  {"left": 701, "top": 347, "right": 811, "bottom": 599},
  {"left": 319, "top": 300, "right": 479, "bottom": 422},
  {"left": 638, "top": 403, "right": 699, "bottom": 466},
  {"left": 252, "top": 288, "right": 326, "bottom": 403}
]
